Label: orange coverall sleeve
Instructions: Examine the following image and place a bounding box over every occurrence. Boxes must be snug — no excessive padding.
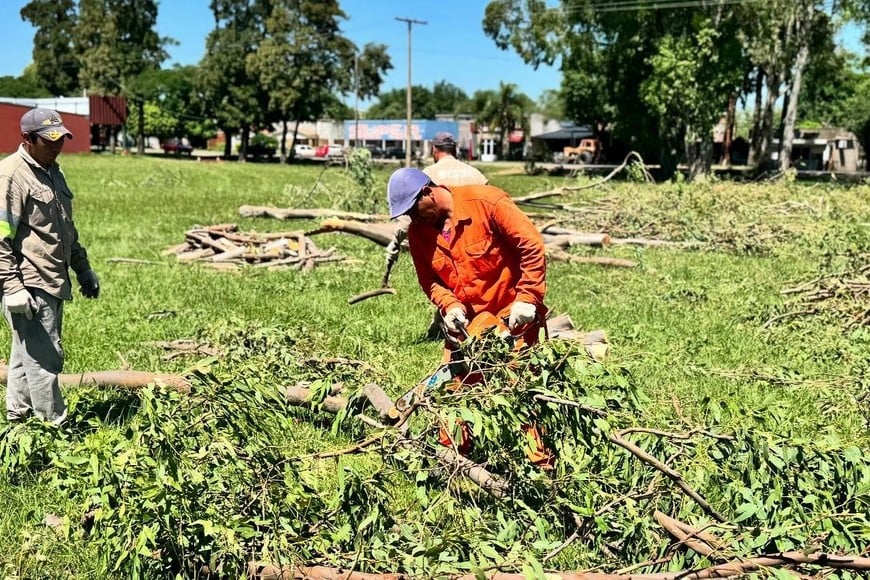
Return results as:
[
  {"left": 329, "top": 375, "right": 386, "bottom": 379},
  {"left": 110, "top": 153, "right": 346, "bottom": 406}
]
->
[
  {"left": 409, "top": 243, "right": 463, "bottom": 314},
  {"left": 491, "top": 196, "right": 547, "bottom": 306}
]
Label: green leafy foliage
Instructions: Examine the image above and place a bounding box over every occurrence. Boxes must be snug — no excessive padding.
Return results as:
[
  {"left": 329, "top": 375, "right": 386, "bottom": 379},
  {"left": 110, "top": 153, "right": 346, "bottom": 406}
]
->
[{"left": 0, "top": 157, "right": 866, "bottom": 578}]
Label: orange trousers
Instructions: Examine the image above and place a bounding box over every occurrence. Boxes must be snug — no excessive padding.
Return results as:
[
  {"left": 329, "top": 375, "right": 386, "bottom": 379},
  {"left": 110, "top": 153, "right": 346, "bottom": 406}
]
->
[{"left": 437, "top": 311, "right": 554, "bottom": 469}]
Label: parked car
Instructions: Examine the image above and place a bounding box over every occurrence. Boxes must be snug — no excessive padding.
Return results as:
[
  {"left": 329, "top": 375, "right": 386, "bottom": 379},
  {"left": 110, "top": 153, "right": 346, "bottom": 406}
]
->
[
  {"left": 362, "top": 144, "right": 385, "bottom": 158},
  {"left": 384, "top": 146, "right": 405, "bottom": 159},
  {"left": 294, "top": 144, "right": 315, "bottom": 158},
  {"left": 162, "top": 138, "right": 193, "bottom": 155},
  {"left": 315, "top": 144, "right": 344, "bottom": 158}
]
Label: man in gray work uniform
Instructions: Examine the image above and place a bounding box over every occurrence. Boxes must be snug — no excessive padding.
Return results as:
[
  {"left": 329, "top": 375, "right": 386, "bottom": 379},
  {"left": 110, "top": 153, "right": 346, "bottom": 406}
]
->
[{"left": 0, "top": 108, "right": 100, "bottom": 424}]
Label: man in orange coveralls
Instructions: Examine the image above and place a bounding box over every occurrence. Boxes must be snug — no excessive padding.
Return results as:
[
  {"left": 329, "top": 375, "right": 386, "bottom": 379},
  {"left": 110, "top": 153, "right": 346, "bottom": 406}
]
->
[{"left": 386, "top": 167, "right": 552, "bottom": 467}]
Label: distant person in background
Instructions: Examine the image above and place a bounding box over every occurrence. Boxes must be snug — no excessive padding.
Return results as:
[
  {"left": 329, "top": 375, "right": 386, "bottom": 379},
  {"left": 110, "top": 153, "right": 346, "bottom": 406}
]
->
[
  {"left": 384, "top": 131, "right": 488, "bottom": 292},
  {"left": 0, "top": 108, "right": 100, "bottom": 424},
  {"left": 425, "top": 131, "right": 488, "bottom": 187}
]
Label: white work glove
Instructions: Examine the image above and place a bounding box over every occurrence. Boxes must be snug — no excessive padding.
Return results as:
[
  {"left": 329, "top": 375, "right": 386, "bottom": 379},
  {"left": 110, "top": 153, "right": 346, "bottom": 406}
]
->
[
  {"left": 5, "top": 289, "right": 37, "bottom": 320},
  {"left": 385, "top": 218, "right": 410, "bottom": 265},
  {"left": 384, "top": 238, "right": 401, "bottom": 264},
  {"left": 508, "top": 301, "right": 537, "bottom": 330},
  {"left": 443, "top": 306, "right": 468, "bottom": 335},
  {"left": 77, "top": 269, "right": 100, "bottom": 299}
]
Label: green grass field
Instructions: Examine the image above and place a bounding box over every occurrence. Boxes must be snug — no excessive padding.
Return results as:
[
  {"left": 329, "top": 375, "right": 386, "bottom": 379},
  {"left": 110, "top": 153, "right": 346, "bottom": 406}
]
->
[{"left": 0, "top": 154, "right": 867, "bottom": 578}]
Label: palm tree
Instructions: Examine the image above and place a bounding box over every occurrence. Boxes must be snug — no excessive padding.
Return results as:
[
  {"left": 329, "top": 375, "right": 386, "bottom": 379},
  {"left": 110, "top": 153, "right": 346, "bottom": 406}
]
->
[{"left": 473, "top": 82, "right": 534, "bottom": 159}]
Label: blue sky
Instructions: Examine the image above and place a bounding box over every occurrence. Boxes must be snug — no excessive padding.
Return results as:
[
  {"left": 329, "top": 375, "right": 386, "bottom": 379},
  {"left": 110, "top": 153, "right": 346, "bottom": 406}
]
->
[{"left": 2, "top": 0, "right": 563, "bottom": 106}]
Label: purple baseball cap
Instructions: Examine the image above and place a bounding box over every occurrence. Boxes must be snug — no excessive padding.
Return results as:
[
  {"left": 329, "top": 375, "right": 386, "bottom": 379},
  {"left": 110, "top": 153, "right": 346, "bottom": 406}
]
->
[
  {"left": 20, "top": 108, "right": 73, "bottom": 141},
  {"left": 387, "top": 168, "right": 431, "bottom": 219}
]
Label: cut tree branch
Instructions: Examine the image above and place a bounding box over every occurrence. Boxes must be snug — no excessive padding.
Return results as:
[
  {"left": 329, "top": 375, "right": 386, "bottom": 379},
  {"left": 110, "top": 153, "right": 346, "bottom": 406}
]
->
[
  {"left": 239, "top": 206, "right": 387, "bottom": 222},
  {"left": 608, "top": 429, "right": 726, "bottom": 523}
]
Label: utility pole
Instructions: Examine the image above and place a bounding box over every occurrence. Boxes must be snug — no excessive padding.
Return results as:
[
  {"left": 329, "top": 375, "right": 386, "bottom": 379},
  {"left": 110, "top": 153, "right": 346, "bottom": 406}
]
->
[
  {"left": 396, "top": 16, "right": 426, "bottom": 167},
  {"left": 354, "top": 53, "right": 360, "bottom": 147}
]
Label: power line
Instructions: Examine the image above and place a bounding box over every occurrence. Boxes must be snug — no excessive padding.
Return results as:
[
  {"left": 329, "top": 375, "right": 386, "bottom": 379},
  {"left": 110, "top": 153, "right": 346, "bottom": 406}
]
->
[{"left": 559, "top": 0, "right": 765, "bottom": 15}]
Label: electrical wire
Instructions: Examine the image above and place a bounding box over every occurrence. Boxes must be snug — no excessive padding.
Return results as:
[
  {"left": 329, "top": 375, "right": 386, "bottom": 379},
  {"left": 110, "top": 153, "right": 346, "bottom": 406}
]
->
[{"left": 558, "top": 0, "right": 766, "bottom": 15}]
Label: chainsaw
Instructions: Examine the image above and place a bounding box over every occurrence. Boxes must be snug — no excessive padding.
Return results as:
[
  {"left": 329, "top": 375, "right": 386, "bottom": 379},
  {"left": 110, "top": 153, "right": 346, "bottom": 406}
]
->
[
  {"left": 387, "top": 319, "right": 471, "bottom": 420},
  {"left": 387, "top": 350, "right": 470, "bottom": 420},
  {"left": 387, "top": 314, "right": 530, "bottom": 420}
]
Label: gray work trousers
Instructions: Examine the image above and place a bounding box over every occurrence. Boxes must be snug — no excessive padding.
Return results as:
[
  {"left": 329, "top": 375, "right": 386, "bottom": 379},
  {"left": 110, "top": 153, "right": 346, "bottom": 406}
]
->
[{"left": 2, "top": 288, "right": 66, "bottom": 424}]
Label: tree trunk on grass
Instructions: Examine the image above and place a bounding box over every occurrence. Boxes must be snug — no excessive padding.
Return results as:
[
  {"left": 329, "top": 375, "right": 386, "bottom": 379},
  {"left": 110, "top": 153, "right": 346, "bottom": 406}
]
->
[{"left": 0, "top": 366, "right": 190, "bottom": 394}]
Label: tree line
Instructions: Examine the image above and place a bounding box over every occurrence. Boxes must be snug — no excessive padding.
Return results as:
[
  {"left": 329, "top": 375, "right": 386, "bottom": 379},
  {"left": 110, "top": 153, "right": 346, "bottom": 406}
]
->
[
  {"left": 4, "top": 0, "right": 541, "bottom": 164},
  {"left": 3, "top": 0, "right": 870, "bottom": 176},
  {"left": 484, "top": 0, "right": 870, "bottom": 178}
]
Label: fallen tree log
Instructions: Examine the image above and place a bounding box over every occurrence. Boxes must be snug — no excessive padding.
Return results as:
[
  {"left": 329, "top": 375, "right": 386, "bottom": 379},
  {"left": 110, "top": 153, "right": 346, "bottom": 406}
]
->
[
  {"left": 249, "top": 563, "right": 404, "bottom": 580},
  {"left": 610, "top": 237, "right": 698, "bottom": 248},
  {"left": 545, "top": 314, "right": 610, "bottom": 361},
  {"left": 0, "top": 365, "right": 191, "bottom": 394},
  {"left": 283, "top": 384, "right": 347, "bottom": 414},
  {"left": 306, "top": 218, "right": 402, "bottom": 246},
  {"left": 543, "top": 232, "right": 612, "bottom": 248},
  {"left": 547, "top": 248, "right": 638, "bottom": 268},
  {"left": 541, "top": 226, "right": 695, "bottom": 249},
  {"left": 239, "top": 206, "right": 387, "bottom": 222}
]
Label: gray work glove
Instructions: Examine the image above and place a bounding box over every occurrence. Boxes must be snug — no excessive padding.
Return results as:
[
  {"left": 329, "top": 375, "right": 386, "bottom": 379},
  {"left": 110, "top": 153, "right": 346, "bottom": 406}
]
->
[
  {"left": 385, "top": 217, "right": 411, "bottom": 265},
  {"left": 384, "top": 238, "right": 401, "bottom": 265},
  {"left": 5, "top": 289, "right": 37, "bottom": 320},
  {"left": 77, "top": 269, "right": 100, "bottom": 299}
]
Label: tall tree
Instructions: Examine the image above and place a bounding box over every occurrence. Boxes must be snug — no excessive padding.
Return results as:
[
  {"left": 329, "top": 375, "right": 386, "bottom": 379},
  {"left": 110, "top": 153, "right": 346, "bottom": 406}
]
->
[
  {"left": 132, "top": 66, "right": 214, "bottom": 147},
  {"left": 197, "top": 2, "right": 265, "bottom": 159},
  {"left": 430, "top": 81, "right": 471, "bottom": 115},
  {"left": 640, "top": 18, "right": 743, "bottom": 179},
  {"left": 200, "top": 0, "right": 385, "bottom": 162},
  {"left": 799, "top": 49, "right": 859, "bottom": 127},
  {"left": 20, "top": 0, "right": 80, "bottom": 96},
  {"left": 738, "top": 0, "right": 840, "bottom": 170},
  {"left": 0, "top": 66, "right": 53, "bottom": 98},
  {"left": 484, "top": 0, "right": 746, "bottom": 178},
  {"left": 536, "top": 89, "right": 565, "bottom": 121},
  {"left": 367, "top": 86, "right": 437, "bottom": 120},
  {"left": 75, "top": 0, "right": 169, "bottom": 153},
  {"left": 248, "top": 0, "right": 390, "bottom": 162}
]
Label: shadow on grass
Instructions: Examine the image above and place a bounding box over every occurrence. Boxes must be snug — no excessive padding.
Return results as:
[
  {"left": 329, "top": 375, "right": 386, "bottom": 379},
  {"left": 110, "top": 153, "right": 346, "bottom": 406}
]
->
[{"left": 68, "top": 391, "right": 141, "bottom": 432}]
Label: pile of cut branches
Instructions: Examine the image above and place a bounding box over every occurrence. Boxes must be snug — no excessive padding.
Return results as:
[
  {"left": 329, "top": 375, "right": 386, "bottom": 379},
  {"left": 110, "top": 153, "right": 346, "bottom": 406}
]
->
[
  {"left": 163, "top": 223, "right": 346, "bottom": 271},
  {"left": 285, "top": 328, "right": 870, "bottom": 579},
  {"left": 767, "top": 263, "right": 870, "bottom": 328},
  {"left": 7, "top": 323, "right": 867, "bottom": 579}
]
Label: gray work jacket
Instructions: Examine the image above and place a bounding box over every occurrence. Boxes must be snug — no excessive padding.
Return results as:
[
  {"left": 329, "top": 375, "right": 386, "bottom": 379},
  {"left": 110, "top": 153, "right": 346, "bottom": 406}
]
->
[{"left": 0, "top": 145, "right": 91, "bottom": 300}]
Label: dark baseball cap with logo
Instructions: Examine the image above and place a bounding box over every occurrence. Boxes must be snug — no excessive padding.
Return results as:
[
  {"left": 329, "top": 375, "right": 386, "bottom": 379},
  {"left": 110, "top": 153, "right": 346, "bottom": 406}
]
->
[
  {"left": 431, "top": 131, "right": 456, "bottom": 148},
  {"left": 20, "top": 108, "right": 73, "bottom": 141}
]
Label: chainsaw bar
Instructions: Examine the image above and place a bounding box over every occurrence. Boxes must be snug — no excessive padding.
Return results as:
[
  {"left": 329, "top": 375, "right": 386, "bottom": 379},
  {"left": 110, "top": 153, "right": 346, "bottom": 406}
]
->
[{"left": 392, "top": 356, "right": 469, "bottom": 416}]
